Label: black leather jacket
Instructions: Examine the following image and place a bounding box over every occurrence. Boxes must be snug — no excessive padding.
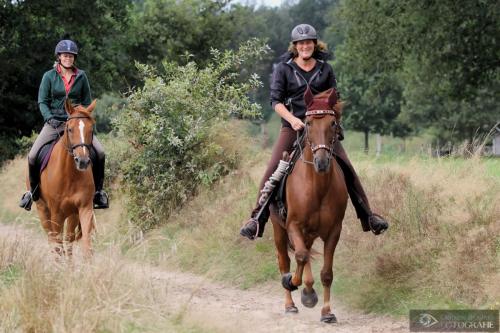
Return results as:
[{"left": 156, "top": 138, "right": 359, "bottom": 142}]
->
[{"left": 270, "top": 51, "right": 338, "bottom": 128}]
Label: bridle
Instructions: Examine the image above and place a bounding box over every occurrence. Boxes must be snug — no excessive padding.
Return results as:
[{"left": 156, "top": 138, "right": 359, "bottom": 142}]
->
[
  {"left": 299, "top": 109, "right": 338, "bottom": 165},
  {"left": 64, "top": 115, "right": 94, "bottom": 157}
]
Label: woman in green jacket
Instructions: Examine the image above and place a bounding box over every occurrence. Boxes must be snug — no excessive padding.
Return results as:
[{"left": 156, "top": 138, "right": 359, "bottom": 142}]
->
[{"left": 19, "top": 39, "right": 109, "bottom": 211}]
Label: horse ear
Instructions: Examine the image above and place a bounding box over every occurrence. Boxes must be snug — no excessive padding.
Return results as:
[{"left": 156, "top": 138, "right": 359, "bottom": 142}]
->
[
  {"left": 304, "top": 86, "right": 314, "bottom": 107},
  {"left": 328, "top": 88, "right": 338, "bottom": 109},
  {"left": 64, "top": 98, "right": 74, "bottom": 115},
  {"left": 86, "top": 99, "right": 97, "bottom": 114}
]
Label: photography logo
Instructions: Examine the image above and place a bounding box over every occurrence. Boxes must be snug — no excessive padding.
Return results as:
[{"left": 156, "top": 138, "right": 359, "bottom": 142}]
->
[
  {"left": 410, "top": 310, "right": 499, "bottom": 332},
  {"left": 418, "top": 313, "right": 439, "bottom": 328}
]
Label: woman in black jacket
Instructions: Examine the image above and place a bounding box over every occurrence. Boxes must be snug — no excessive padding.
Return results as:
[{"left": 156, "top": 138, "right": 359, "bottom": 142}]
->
[{"left": 240, "top": 24, "right": 388, "bottom": 240}]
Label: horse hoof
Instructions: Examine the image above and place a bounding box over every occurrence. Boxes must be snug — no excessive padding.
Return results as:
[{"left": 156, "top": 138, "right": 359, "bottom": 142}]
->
[
  {"left": 320, "top": 313, "right": 337, "bottom": 323},
  {"left": 301, "top": 288, "right": 318, "bottom": 308},
  {"left": 281, "top": 273, "right": 298, "bottom": 291},
  {"left": 285, "top": 305, "right": 298, "bottom": 314}
]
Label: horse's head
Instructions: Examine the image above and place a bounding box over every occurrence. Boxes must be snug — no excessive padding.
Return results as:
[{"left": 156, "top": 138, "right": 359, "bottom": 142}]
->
[
  {"left": 64, "top": 99, "right": 96, "bottom": 171},
  {"left": 304, "top": 87, "right": 342, "bottom": 173}
]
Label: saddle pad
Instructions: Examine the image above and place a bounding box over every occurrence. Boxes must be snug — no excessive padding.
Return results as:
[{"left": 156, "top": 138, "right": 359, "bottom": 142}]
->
[{"left": 36, "top": 138, "right": 97, "bottom": 174}]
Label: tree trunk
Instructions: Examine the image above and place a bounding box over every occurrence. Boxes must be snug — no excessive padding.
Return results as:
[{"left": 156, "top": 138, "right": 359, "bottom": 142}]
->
[
  {"left": 364, "top": 129, "right": 369, "bottom": 154},
  {"left": 376, "top": 133, "right": 382, "bottom": 157}
]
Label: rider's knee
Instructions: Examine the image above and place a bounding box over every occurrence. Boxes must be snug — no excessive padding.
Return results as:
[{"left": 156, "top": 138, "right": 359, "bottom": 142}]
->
[{"left": 27, "top": 151, "right": 37, "bottom": 165}]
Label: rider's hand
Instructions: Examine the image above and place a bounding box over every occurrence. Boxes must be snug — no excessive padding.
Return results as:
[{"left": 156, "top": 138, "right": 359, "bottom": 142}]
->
[
  {"left": 47, "top": 118, "right": 64, "bottom": 129},
  {"left": 290, "top": 117, "right": 305, "bottom": 131}
]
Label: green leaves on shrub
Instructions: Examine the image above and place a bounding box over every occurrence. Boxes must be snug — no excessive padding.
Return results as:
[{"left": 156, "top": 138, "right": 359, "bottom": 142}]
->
[{"left": 115, "top": 39, "right": 269, "bottom": 229}]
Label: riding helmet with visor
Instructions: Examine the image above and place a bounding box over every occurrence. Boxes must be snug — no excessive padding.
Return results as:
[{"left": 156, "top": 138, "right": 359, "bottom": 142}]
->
[
  {"left": 55, "top": 39, "right": 78, "bottom": 56},
  {"left": 291, "top": 24, "right": 318, "bottom": 43}
]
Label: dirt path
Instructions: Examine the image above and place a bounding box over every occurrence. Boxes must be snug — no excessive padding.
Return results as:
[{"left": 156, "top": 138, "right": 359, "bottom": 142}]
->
[{"left": 0, "top": 223, "right": 408, "bottom": 333}]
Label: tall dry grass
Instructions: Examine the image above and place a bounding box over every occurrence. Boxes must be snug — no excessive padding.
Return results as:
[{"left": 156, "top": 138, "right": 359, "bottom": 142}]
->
[
  {"left": 132, "top": 151, "right": 499, "bottom": 315},
  {"left": 332, "top": 155, "right": 500, "bottom": 314},
  {"left": 0, "top": 227, "right": 216, "bottom": 333}
]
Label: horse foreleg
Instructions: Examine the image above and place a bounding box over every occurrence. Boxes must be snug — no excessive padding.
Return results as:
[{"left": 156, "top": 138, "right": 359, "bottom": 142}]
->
[
  {"left": 65, "top": 214, "right": 81, "bottom": 258},
  {"left": 47, "top": 211, "right": 65, "bottom": 260},
  {"left": 78, "top": 208, "right": 94, "bottom": 259},
  {"left": 272, "top": 219, "right": 297, "bottom": 313},
  {"left": 320, "top": 228, "right": 341, "bottom": 323},
  {"left": 36, "top": 200, "right": 51, "bottom": 235},
  {"left": 287, "top": 224, "right": 308, "bottom": 289},
  {"left": 301, "top": 260, "right": 319, "bottom": 308}
]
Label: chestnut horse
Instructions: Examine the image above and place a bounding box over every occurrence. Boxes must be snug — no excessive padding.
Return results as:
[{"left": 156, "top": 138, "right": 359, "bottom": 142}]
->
[
  {"left": 270, "top": 87, "right": 348, "bottom": 323},
  {"left": 29, "top": 99, "right": 97, "bottom": 259}
]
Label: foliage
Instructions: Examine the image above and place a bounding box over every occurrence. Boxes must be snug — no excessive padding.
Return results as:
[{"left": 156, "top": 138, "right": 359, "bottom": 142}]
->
[
  {"left": 331, "top": 0, "right": 499, "bottom": 147},
  {"left": 0, "top": 0, "right": 131, "bottom": 163},
  {"left": 115, "top": 39, "right": 268, "bottom": 229},
  {"left": 94, "top": 93, "right": 127, "bottom": 133}
]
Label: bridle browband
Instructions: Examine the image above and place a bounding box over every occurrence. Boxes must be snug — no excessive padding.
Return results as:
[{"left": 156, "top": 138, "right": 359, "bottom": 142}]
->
[{"left": 64, "top": 115, "right": 94, "bottom": 156}]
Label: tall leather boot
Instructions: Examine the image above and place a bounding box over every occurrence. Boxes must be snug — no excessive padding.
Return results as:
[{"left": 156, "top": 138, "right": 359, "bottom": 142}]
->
[
  {"left": 18, "top": 162, "right": 40, "bottom": 211},
  {"left": 334, "top": 146, "right": 389, "bottom": 235},
  {"left": 92, "top": 156, "right": 109, "bottom": 209}
]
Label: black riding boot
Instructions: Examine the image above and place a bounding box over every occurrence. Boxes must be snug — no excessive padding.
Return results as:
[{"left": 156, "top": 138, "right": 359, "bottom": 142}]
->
[
  {"left": 240, "top": 204, "right": 271, "bottom": 240},
  {"left": 19, "top": 162, "right": 40, "bottom": 211},
  {"left": 92, "top": 156, "right": 109, "bottom": 209},
  {"left": 334, "top": 150, "right": 389, "bottom": 235}
]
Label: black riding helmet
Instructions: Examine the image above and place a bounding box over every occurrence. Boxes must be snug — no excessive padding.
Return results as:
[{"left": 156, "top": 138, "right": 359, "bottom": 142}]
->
[
  {"left": 55, "top": 40, "right": 78, "bottom": 56},
  {"left": 291, "top": 24, "right": 318, "bottom": 43}
]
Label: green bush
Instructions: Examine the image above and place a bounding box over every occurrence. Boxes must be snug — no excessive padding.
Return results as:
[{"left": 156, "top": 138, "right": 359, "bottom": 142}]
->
[
  {"left": 115, "top": 39, "right": 268, "bottom": 229},
  {"left": 94, "top": 94, "right": 127, "bottom": 134}
]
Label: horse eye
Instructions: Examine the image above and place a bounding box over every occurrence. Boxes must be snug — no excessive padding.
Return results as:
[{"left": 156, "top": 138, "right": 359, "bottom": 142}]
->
[
  {"left": 331, "top": 121, "right": 337, "bottom": 127},
  {"left": 306, "top": 121, "right": 311, "bottom": 127},
  {"left": 68, "top": 128, "right": 73, "bottom": 133}
]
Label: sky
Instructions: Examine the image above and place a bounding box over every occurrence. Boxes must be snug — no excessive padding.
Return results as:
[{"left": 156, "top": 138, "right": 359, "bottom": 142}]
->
[{"left": 234, "top": 0, "right": 286, "bottom": 8}]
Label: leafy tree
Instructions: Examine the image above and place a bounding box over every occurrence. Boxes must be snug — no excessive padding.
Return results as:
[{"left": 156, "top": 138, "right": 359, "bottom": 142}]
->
[
  {"left": 0, "top": 0, "right": 131, "bottom": 164},
  {"left": 330, "top": 0, "right": 499, "bottom": 148},
  {"left": 331, "top": 0, "right": 409, "bottom": 151}
]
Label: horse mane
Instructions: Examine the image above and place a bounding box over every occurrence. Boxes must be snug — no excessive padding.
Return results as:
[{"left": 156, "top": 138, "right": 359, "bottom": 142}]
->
[{"left": 71, "top": 105, "right": 96, "bottom": 124}]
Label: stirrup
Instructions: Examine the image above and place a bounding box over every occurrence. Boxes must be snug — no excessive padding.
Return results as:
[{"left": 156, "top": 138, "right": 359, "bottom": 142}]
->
[
  {"left": 240, "top": 217, "right": 259, "bottom": 240},
  {"left": 19, "top": 191, "right": 33, "bottom": 211}
]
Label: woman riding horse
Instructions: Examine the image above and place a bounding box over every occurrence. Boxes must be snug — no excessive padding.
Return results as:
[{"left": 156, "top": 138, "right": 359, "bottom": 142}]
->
[
  {"left": 240, "top": 24, "right": 389, "bottom": 239},
  {"left": 19, "top": 39, "right": 109, "bottom": 211}
]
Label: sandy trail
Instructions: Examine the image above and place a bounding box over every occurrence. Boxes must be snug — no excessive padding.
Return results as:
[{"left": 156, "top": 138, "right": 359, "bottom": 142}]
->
[{"left": 0, "top": 223, "right": 408, "bottom": 333}]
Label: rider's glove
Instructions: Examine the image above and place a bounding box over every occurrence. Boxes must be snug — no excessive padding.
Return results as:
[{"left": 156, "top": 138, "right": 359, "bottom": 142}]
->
[{"left": 46, "top": 118, "right": 65, "bottom": 129}]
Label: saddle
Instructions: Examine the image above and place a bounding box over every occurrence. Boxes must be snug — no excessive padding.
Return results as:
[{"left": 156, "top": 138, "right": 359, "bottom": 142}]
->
[{"left": 274, "top": 133, "right": 306, "bottom": 221}]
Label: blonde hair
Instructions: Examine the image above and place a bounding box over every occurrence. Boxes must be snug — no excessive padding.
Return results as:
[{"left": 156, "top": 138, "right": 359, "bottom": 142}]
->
[{"left": 287, "top": 40, "right": 328, "bottom": 58}]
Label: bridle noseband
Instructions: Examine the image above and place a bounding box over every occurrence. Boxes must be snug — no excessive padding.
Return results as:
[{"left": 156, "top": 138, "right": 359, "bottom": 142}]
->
[
  {"left": 301, "top": 109, "right": 338, "bottom": 165},
  {"left": 64, "top": 115, "right": 94, "bottom": 157}
]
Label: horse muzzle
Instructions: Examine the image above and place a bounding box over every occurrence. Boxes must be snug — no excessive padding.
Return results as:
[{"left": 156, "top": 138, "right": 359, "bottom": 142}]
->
[
  {"left": 74, "top": 155, "right": 91, "bottom": 171},
  {"left": 313, "top": 152, "right": 331, "bottom": 173}
]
